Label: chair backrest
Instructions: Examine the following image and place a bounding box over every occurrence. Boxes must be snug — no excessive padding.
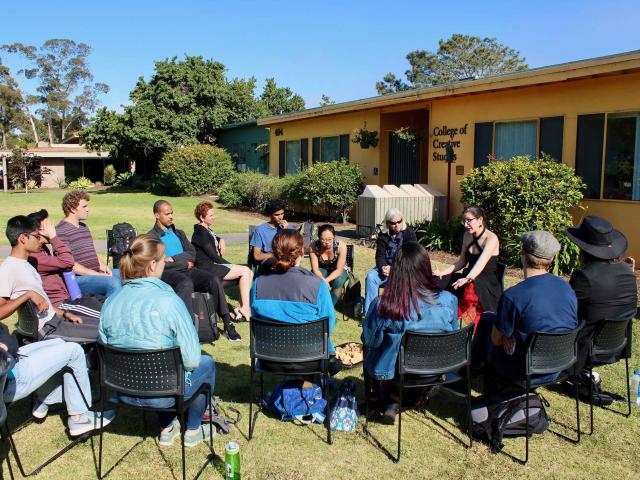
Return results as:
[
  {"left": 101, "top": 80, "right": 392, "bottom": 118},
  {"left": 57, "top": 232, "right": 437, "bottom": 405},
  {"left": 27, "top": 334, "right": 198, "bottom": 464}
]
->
[
  {"left": 525, "top": 321, "right": 584, "bottom": 376},
  {"left": 345, "top": 244, "right": 355, "bottom": 271},
  {"left": 592, "top": 318, "right": 631, "bottom": 357},
  {"left": 398, "top": 324, "right": 474, "bottom": 376},
  {"left": 16, "top": 301, "right": 39, "bottom": 340},
  {"left": 0, "top": 350, "right": 15, "bottom": 427},
  {"left": 248, "top": 225, "right": 258, "bottom": 268},
  {"left": 96, "top": 343, "right": 184, "bottom": 398},
  {"left": 496, "top": 262, "right": 507, "bottom": 292},
  {"left": 249, "top": 316, "right": 329, "bottom": 363}
]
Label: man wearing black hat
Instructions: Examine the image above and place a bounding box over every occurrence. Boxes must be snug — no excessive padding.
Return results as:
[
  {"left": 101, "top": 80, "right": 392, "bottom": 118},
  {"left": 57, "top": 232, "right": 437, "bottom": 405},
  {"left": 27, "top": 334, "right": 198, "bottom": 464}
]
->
[{"left": 563, "top": 216, "right": 637, "bottom": 393}]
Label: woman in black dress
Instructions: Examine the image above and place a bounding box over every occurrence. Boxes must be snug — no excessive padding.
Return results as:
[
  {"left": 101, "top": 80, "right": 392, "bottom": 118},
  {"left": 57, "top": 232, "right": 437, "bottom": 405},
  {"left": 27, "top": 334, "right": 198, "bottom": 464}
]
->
[
  {"left": 434, "top": 205, "right": 502, "bottom": 327},
  {"left": 191, "top": 202, "right": 253, "bottom": 322}
]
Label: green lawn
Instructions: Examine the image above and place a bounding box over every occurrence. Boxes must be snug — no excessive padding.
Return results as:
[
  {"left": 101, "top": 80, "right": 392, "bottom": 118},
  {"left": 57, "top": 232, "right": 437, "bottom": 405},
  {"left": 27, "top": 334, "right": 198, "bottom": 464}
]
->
[
  {"left": 0, "top": 189, "right": 257, "bottom": 245},
  {"left": 0, "top": 198, "right": 638, "bottom": 479}
]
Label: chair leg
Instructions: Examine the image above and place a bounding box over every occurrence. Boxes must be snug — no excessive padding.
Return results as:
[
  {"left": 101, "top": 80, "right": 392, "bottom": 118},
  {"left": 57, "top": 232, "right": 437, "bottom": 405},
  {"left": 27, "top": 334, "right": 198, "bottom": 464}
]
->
[
  {"left": 589, "top": 364, "right": 594, "bottom": 435},
  {"left": 98, "top": 387, "right": 106, "bottom": 479},
  {"left": 575, "top": 375, "right": 581, "bottom": 444},
  {"left": 249, "top": 363, "right": 254, "bottom": 440},
  {"left": 179, "top": 415, "right": 186, "bottom": 480},
  {"left": 208, "top": 390, "right": 214, "bottom": 451},
  {"left": 466, "top": 364, "right": 473, "bottom": 448},
  {"left": 524, "top": 381, "right": 530, "bottom": 465},
  {"left": 624, "top": 356, "right": 631, "bottom": 417},
  {"left": 396, "top": 378, "right": 403, "bottom": 463},
  {"left": 323, "top": 372, "right": 332, "bottom": 445},
  {"left": 364, "top": 372, "right": 370, "bottom": 434}
]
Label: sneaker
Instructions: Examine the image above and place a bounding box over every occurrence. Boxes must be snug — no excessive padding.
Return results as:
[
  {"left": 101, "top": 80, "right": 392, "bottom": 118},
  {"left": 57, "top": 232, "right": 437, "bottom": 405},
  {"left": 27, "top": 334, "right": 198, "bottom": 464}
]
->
[
  {"left": 32, "top": 400, "right": 49, "bottom": 420},
  {"left": 225, "top": 324, "right": 242, "bottom": 342},
  {"left": 381, "top": 402, "right": 399, "bottom": 425},
  {"left": 68, "top": 410, "right": 116, "bottom": 437},
  {"left": 158, "top": 418, "right": 181, "bottom": 447},
  {"left": 184, "top": 424, "right": 216, "bottom": 448}
]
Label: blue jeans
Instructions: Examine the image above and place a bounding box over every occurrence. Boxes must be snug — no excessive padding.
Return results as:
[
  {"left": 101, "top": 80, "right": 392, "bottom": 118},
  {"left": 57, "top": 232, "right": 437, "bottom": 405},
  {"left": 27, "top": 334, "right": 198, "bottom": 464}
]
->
[
  {"left": 4, "top": 339, "right": 91, "bottom": 416},
  {"left": 364, "top": 268, "right": 387, "bottom": 316},
  {"left": 117, "top": 355, "right": 216, "bottom": 431},
  {"left": 77, "top": 268, "right": 121, "bottom": 297}
]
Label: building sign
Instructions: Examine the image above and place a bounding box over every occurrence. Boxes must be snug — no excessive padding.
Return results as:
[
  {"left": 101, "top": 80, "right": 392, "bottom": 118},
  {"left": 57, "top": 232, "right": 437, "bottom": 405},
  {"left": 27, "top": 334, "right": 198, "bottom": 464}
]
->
[{"left": 432, "top": 123, "right": 467, "bottom": 161}]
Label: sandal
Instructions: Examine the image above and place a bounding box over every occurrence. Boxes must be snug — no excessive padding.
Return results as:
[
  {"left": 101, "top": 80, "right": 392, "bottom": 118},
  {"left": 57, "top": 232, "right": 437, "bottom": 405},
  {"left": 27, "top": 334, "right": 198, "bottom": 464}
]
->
[
  {"left": 233, "top": 307, "right": 250, "bottom": 323},
  {"left": 202, "top": 398, "right": 242, "bottom": 435}
]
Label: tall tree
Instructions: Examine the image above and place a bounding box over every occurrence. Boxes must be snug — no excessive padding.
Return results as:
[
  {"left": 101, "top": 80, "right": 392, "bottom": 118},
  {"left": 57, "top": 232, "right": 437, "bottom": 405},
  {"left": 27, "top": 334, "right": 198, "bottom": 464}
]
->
[
  {"left": 260, "top": 78, "right": 305, "bottom": 115},
  {"left": 376, "top": 34, "right": 528, "bottom": 94},
  {"left": 319, "top": 94, "right": 335, "bottom": 107},
  {"left": 0, "top": 54, "right": 40, "bottom": 145},
  {"left": 3, "top": 39, "right": 109, "bottom": 143}
]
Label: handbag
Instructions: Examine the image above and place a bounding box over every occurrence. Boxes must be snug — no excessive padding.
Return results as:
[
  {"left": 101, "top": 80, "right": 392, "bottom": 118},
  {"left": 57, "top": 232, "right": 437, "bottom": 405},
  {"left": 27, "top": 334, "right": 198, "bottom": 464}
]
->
[{"left": 329, "top": 379, "right": 358, "bottom": 432}]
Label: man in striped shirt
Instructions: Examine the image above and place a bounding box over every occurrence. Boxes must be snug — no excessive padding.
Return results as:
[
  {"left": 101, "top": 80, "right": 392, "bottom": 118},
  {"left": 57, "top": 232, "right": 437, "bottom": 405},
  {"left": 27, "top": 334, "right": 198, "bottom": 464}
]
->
[{"left": 55, "top": 191, "right": 121, "bottom": 298}]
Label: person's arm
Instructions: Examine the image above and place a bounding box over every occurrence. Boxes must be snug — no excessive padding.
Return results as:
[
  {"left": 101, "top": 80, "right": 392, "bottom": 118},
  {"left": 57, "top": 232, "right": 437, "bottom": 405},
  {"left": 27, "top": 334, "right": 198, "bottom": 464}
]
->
[
  {"left": 317, "top": 281, "right": 336, "bottom": 335},
  {"left": 73, "top": 262, "right": 106, "bottom": 276},
  {"left": 0, "top": 292, "right": 48, "bottom": 320},
  {"left": 97, "top": 257, "right": 112, "bottom": 275},
  {"left": 192, "top": 228, "right": 228, "bottom": 264},
  {"left": 309, "top": 248, "right": 323, "bottom": 278},
  {"left": 325, "top": 242, "right": 347, "bottom": 283},
  {"left": 361, "top": 298, "right": 386, "bottom": 349},
  {"left": 493, "top": 295, "right": 516, "bottom": 346},
  {"left": 374, "top": 234, "right": 389, "bottom": 270},
  {"left": 169, "top": 297, "right": 201, "bottom": 370},
  {"left": 31, "top": 238, "right": 75, "bottom": 273},
  {"left": 250, "top": 228, "right": 273, "bottom": 262},
  {"left": 54, "top": 306, "right": 83, "bottom": 324},
  {"left": 170, "top": 230, "right": 197, "bottom": 270},
  {"left": 434, "top": 234, "right": 470, "bottom": 277},
  {"left": 451, "top": 233, "right": 499, "bottom": 289}
]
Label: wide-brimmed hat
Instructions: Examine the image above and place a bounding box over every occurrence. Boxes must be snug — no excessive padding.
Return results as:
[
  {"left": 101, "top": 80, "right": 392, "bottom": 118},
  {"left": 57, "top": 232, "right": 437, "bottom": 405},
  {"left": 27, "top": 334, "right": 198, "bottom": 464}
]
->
[{"left": 565, "top": 216, "right": 627, "bottom": 260}]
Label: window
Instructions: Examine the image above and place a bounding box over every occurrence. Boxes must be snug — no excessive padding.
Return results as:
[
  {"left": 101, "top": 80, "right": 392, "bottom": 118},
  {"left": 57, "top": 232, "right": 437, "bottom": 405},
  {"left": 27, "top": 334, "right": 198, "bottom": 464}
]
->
[
  {"left": 278, "top": 139, "right": 308, "bottom": 176},
  {"left": 474, "top": 116, "right": 564, "bottom": 167},
  {"left": 312, "top": 134, "right": 350, "bottom": 163},
  {"left": 576, "top": 112, "right": 640, "bottom": 202}
]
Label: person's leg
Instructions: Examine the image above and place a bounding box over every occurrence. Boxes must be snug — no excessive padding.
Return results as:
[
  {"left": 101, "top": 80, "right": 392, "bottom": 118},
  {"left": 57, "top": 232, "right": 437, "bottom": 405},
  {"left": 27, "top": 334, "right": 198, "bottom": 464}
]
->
[
  {"left": 161, "top": 270, "right": 196, "bottom": 322},
  {"left": 470, "top": 312, "right": 496, "bottom": 367},
  {"left": 329, "top": 270, "right": 349, "bottom": 306},
  {"left": 223, "top": 265, "right": 253, "bottom": 320},
  {"left": 190, "top": 268, "right": 234, "bottom": 329},
  {"left": 41, "top": 314, "right": 99, "bottom": 342},
  {"left": 76, "top": 273, "right": 122, "bottom": 298},
  {"left": 364, "top": 268, "right": 386, "bottom": 316},
  {"left": 4, "top": 339, "right": 92, "bottom": 415},
  {"left": 183, "top": 355, "right": 216, "bottom": 432}
]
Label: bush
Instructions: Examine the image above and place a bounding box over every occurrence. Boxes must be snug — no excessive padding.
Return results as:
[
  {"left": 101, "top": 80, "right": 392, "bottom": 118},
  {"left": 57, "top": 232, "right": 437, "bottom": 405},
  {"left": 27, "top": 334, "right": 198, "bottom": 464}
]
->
[
  {"left": 218, "top": 171, "right": 284, "bottom": 210},
  {"left": 158, "top": 144, "right": 234, "bottom": 196},
  {"left": 104, "top": 164, "right": 117, "bottom": 184},
  {"left": 55, "top": 176, "right": 68, "bottom": 189},
  {"left": 460, "top": 155, "right": 584, "bottom": 275},
  {"left": 413, "top": 218, "right": 465, "bottom": 254},
  {"left": 68, "top": 177, "right": 94, "bottom": 190},
  {"left": 114, "top": 172, "right": 141, "bottom": 188}
]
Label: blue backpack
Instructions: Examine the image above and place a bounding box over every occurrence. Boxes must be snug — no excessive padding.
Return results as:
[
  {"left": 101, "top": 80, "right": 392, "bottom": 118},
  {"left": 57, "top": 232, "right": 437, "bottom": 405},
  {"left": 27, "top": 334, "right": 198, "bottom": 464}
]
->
[
  {"left": 329, "top": 379, "right": 358, "bottom": 432},
  {"left": 264, "top": 380, "right": 327, "bottom": 424}
]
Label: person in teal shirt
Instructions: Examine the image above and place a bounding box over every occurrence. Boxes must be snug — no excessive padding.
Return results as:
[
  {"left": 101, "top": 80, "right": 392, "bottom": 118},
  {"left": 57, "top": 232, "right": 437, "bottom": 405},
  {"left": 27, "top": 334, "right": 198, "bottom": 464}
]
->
[{"left": 99, "top": 234, "right": 216, "bottom": 448}]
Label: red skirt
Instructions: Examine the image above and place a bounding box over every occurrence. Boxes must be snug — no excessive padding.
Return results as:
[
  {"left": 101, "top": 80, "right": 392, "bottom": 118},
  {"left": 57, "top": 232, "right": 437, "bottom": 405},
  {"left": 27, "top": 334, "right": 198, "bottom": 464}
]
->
[{"left": 458, "top": 282, "right": 483, "bottom": 332}]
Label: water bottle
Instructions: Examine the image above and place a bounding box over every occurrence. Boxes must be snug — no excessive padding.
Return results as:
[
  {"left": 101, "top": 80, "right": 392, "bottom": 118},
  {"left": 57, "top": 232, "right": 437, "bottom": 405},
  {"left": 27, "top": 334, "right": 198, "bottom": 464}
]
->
[
  {"left": 631, "top": 370, "right": 640, "bottom": 407},
  {"left": 62, "top": 271, "right": 82, "bottom": 300}
]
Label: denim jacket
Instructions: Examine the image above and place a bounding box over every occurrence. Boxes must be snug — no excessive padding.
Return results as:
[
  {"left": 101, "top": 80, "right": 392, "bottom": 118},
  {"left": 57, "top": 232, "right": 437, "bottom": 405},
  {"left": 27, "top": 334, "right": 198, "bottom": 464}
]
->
[
  {"left": 361, "top": 291, "right": 458, "bottom": 380},
  {"left": 99, "top": 277, "right": 201, "bottom": 381}
]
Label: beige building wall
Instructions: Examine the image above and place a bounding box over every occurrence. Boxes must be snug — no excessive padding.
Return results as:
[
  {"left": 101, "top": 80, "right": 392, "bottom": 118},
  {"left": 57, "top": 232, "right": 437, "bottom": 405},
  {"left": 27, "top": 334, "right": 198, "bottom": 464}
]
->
[{"left": 40, "top": 158, "right": 65, "bottom": 188}]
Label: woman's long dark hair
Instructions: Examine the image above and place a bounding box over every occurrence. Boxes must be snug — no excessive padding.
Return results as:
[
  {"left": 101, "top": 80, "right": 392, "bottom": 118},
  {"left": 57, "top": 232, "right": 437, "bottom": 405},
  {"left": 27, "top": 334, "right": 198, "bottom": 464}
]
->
[{"left": 377, "top": 242, "right": 441, "bottom": 321}]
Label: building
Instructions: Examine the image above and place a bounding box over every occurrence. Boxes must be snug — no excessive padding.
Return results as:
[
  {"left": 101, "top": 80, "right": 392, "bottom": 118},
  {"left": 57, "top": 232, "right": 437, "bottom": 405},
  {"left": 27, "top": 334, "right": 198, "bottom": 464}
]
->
[
  {"left": 258, "top": 50, "right": 640, "bottom": 259},
  {"left": 215, "top": 120, "right": 270, "bottom": 174}
]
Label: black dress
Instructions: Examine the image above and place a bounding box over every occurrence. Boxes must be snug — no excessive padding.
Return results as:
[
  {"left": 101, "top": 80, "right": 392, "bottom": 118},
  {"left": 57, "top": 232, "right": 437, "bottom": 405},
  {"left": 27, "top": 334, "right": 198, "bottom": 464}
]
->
[{"left": 191, "top": 224, "right": 232, "bottom": 280}]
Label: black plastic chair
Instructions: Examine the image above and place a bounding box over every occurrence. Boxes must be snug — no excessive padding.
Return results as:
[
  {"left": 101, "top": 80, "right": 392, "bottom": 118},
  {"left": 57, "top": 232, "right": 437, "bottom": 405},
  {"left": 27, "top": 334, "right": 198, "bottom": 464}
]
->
[
  {"left": 247, "top": 225, "right": 259, "bottom": 274},
  {"left": 16, "top": 301, "right": 93, "bottom": 345},
  {"left": 96, "top": 344, "right": 214, "bottom": 480},
  {"left": 488, "top": 321, "right": 584, "bottom": 464},
  {"left": 587, "top": 318, "right": 633, "bottom": 434},
  {"left": 0, "top": 351, "right": 16, "bottom": 480},
  {"left": 364, "top": 325, "right": 474, "bottom": 462},
  {"left": 248, "top": 316, "right": 332, "bottom": 444},
  {"left": 496, "top": 262, "right": 507, "bottom": 292}
]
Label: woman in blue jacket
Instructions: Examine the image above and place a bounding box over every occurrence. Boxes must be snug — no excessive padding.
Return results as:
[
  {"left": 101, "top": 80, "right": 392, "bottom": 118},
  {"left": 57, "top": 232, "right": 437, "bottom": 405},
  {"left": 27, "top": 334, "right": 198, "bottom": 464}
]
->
[
  {"left": 362, "top": 241, "right": 457, "bottom": 424},
  {"left": 99, "top": 234, "right": 216, "bottom": 448}
]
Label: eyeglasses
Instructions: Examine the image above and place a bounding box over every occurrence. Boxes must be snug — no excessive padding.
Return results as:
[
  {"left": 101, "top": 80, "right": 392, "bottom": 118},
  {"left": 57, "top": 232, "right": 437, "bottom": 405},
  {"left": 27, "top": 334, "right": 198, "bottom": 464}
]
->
[
  {"left": 461, "top": 217, "right": 478, "bottom": 226},
  {"left": 387, "top": 219, "right": 403, "bottom": 226},
  {"left": 24, "top": 233, "right": 44, "bottom": 241}
]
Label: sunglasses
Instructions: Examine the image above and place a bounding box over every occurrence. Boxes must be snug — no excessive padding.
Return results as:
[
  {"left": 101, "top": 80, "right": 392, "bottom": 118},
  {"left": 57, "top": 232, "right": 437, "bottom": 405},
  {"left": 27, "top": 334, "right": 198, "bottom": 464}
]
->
[{"left": 387, "top": 219, "right": 403, "bottom": 226}]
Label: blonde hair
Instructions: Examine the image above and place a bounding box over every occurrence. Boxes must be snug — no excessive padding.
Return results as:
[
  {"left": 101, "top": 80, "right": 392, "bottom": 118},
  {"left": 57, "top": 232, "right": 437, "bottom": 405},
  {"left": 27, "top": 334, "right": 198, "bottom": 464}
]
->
[
  {"left": 119, "top": 234, "right": 165, "bottom": 280},
  {"left": 383, "top": 208, "right": 406, "bottom": 232}
]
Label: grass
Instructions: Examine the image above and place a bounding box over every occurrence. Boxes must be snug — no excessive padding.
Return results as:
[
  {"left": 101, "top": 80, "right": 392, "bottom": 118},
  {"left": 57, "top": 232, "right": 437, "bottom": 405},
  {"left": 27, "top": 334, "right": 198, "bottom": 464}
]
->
[
  {"left": 0, "top": 189, "right": 258, "bottom": 245},
  {"left": 0, "top": 193, "right": 638, "bottom": 479}
]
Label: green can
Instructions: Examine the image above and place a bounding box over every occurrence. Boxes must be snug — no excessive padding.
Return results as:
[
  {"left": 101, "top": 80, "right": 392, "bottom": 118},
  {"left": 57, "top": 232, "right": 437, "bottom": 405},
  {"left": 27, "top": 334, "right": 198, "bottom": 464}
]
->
[{"left": 225, "top": 441, "right": 240, "bottom": 480}]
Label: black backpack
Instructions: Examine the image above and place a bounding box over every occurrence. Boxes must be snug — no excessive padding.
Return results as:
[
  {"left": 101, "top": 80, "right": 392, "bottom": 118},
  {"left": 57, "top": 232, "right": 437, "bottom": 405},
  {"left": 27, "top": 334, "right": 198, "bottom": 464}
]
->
[
  {"left": 110, "top": 223, "right": 137, "bottom": 268},
  {"left": 191, "top": 292, "right": 220, "bottom": 343},
  {"left": 471, "top": 392, "right": 549, "bottom": 453}
]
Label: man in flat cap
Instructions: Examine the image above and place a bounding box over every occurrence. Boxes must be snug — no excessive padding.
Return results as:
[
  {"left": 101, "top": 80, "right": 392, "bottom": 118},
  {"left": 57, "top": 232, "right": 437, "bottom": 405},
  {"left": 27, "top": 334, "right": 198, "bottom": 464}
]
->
[{"left": 472, "top": 230, "right": 578, "bottom": 384}]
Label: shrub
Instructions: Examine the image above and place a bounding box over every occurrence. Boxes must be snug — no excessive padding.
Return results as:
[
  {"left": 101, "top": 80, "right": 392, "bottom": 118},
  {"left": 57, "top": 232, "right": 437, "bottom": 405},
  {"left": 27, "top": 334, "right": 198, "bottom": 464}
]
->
[
  {"left": 114, "top": 172, "right": 141, "bottom": 188},
  {"left": 104, "top": 164, "right": 117, "bottom": 184},
  {"left": 68, "top": 177, "right": 94, "bottom": 190},
  {"left": 414, "top": 218, "right": 465, "bottom": 254},
  {"left": 218, "top": 171, "right": 284, "bottom": 211},
  {"left": 459, "top": 155, "right": 584, "bottom": 275},
  {"left": 55, "top": 176, "right": 68, "bottom": 189},
  {"left": 158, "top": 144, "right": 234, "bottom": 196},
  {"left": 296, "top": 160, "right": 364, "bottom": 222}
]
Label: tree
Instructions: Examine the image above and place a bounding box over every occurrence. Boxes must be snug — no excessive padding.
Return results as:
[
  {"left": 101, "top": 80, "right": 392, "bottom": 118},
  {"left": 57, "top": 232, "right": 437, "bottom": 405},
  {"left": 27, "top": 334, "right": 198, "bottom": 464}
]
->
[
  {"left": 260, "top": 78, "right": 305, "bottom": 115},
  {"left": 319, "top": 94, "right": 335, "bottom": 107},
  {"left": 3, "top": 39, "right": 109, "bottom": 143},
  {"left": 0, "top": 55, "right": 40, "bottom": 145},
  {"left": 376, "top": 34, "right": 528, "bottom": 94},
  {"left": 6, "top": 146, "right": 51, "bottom": 193}
]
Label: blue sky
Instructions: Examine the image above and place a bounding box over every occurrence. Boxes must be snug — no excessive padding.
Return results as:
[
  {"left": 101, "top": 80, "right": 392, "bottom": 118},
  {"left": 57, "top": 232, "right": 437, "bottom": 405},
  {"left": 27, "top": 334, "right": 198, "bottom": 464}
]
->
[{"left": 2, "top": 0, "right": 639, "bottom": 112}]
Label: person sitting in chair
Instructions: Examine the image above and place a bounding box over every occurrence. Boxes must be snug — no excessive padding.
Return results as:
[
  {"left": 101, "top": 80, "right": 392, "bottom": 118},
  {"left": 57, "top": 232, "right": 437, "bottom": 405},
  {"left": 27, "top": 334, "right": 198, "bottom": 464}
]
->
[
  {"left": 364, "top": 208, "right": 416, "bottom": 316},
  {"left": 471, "top": 231, "right": 578, "bottom": 385},
  {"left": 309, "top": 224, "right": 349, "bottom": 306},
  {"left": 249, "top": 199, "right": 289, "bottom": 274},
  {"left": 99, "top": 234, "right": 216, "bottom": 448}
]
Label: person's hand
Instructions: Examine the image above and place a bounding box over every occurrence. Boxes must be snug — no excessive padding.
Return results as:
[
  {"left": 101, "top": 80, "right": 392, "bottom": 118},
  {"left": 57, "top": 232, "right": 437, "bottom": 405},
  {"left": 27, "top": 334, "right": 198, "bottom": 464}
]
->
[
  {"left": 100, "top": 265, "right": 112, "bottom": 275},
  {"left": 65, "top": 312, "right": 83, "bottom": 324},
  {"left": 41, "top": 218, "right": 56, "bottom": 241},
  {"left": 165, "top": 257, "right": 174, "bottom": 263},
  {"left": 0, "top": 343, "right": 7, "bottom": 351},
  {"left": 186, "top": 261, "right": 194, "bottom": 270},
  {"left": 218, "top": 238, "right": 226, "bottom": 255},
  {"left": 451, "top": 277, "right": 472, "bottom": 290},
  {"left": 29, "top": 291, "right": 49, "bottom": 313},
  {"left": 381, "top": 265, "right": 391, "bottom": 277},
  {"left": 279, "top": 219, "right": 289, "bottom": 229},
  {"left": 323, "top": 278, "right": 331, "bottom": 289}
]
